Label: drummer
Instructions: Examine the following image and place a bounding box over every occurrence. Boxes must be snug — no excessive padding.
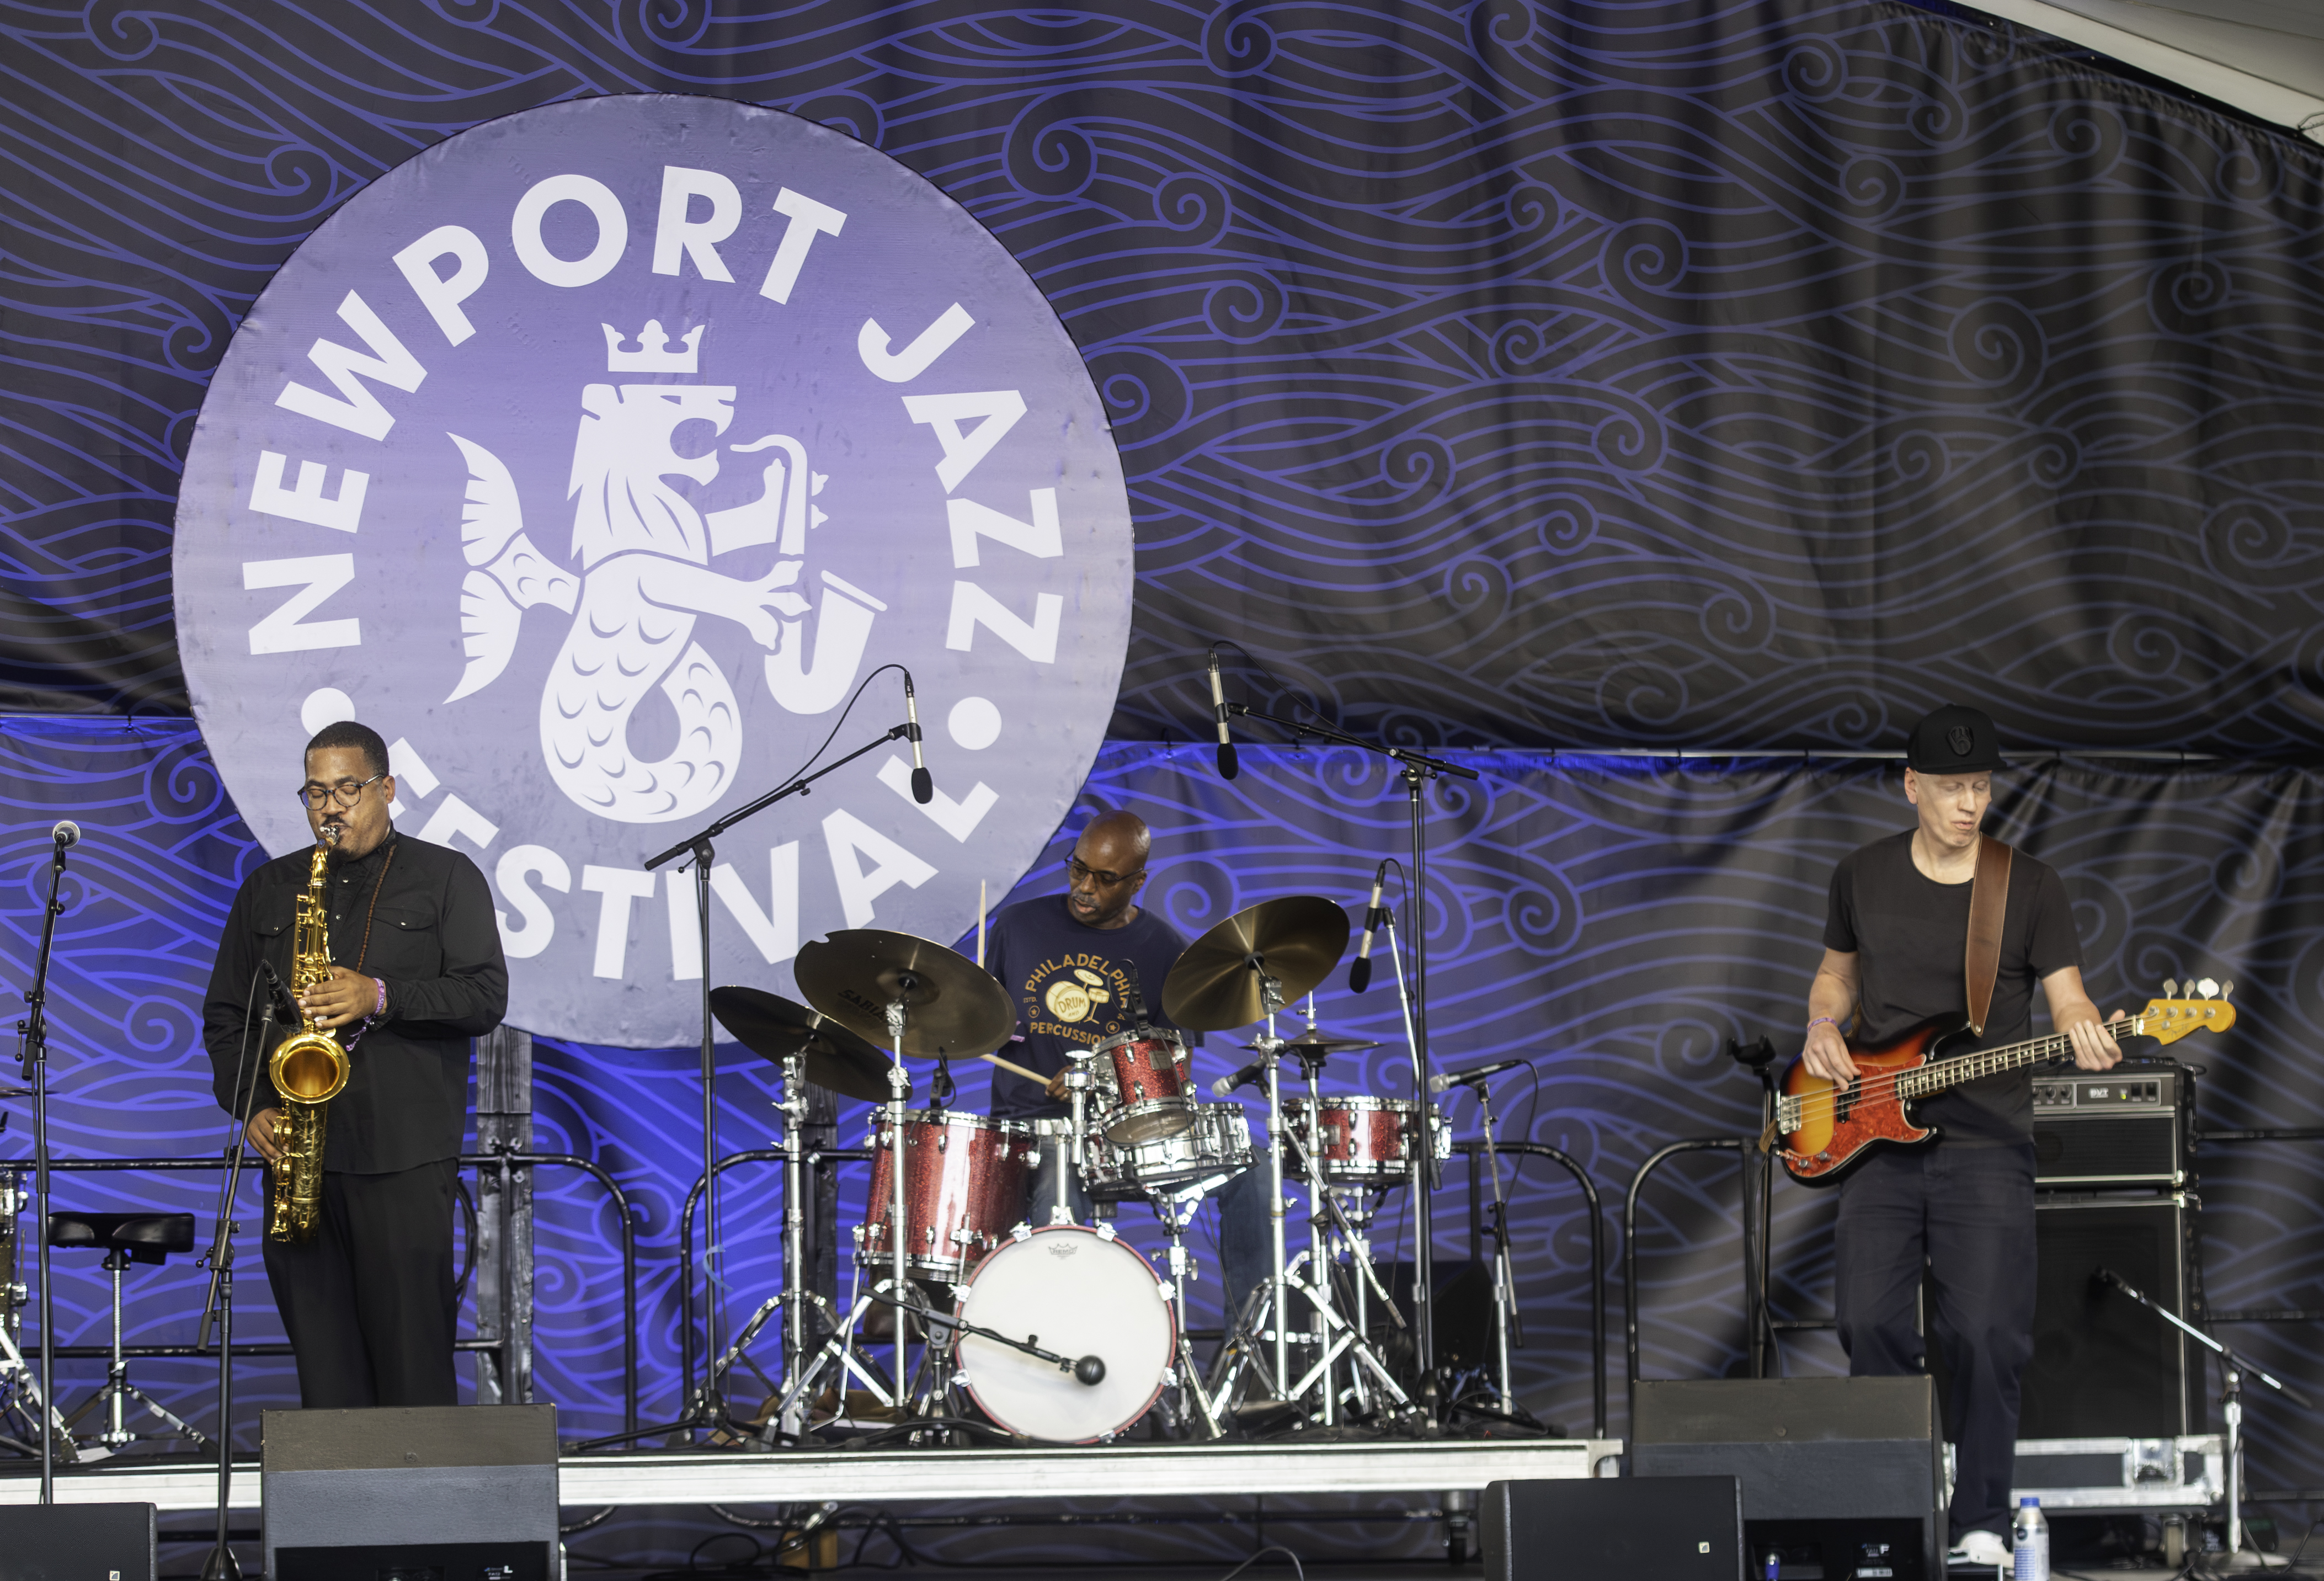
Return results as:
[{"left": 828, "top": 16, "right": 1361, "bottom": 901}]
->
[{"left": 985, "top": 810, "right": 1193, "bottom": 1224}]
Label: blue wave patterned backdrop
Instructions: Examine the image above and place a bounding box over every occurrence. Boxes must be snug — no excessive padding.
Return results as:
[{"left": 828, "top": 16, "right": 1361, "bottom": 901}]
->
[
  {"left": 4, "top": 0, "right": 2323, "bottom": 749},
  {"left": 7, "top": 0, "right": 2324, "bottom": 1565}
]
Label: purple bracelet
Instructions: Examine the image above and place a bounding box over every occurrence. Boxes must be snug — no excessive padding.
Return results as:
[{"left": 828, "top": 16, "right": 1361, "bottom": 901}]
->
[{"left": 1805, "top": 1015, "right": 1837, "bottom": 1034}]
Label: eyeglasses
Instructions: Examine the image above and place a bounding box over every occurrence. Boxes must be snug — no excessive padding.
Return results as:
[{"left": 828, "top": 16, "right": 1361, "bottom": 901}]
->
[
  {"left": 295, "top": 772, "right": 386, "bottom": 811},
  {"left": 1069, "top": 856, "right": 1142, "bottom": 888}
]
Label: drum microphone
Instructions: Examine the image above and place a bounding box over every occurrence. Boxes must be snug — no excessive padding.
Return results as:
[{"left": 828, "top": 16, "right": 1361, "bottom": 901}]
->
[
  {"left": 1347, "top": 861, "right": 1389, "bottom": 993},
  {"left": 903, "top": 670, "right": 934, "bottom": 804},
  {"left": 1207, "top": 647, "right": 1239, "bottom": 780},
  {"left": 1427, "top": 1056, "right": 1536, "bottom": 1094},
  {"left": 1073, "top": 1354, "right": 1106, "bottom": 1386},
  {"left": 1211, "top": 1057, "right": 1270, "bottom": 1098},
  {"left": 50, "top": 820, "right": 80, "bottom": 849}
]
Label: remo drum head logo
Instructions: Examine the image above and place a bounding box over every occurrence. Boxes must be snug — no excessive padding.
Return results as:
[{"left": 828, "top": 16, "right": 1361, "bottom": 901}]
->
[{"left": 175, "top": 95, "right": 1134, "bottom": 1046}]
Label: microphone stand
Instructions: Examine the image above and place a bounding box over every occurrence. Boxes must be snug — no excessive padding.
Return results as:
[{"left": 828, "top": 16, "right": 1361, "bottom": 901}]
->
[
  {"left": 2095, "top": 1268, "right": 2311, "bottom": 1569},
  {"left": 17, "top": 831, "right": 74, "bottom": 1505},
  {"left": 195, "top": 986, "right": 278, "bottom": 1580},
  {"left": 1225, "top": 700, "right": 1477, "bottom": 1409},
  {"left": 641, "top": 720, "right": 914, "bottom": 1444}
]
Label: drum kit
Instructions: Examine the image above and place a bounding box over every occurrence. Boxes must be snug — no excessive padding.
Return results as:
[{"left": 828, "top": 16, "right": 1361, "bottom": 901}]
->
[{"left": 702, "top": 890, "right": 1461, "bottom": 1447}]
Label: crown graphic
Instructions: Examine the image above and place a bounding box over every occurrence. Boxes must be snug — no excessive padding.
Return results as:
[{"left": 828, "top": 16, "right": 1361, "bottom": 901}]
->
[{"left": 602, "top": 320, "right": 705, "bottom": 373}]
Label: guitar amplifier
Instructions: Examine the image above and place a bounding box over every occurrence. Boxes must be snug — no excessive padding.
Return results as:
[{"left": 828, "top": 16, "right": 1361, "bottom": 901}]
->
[{"left": 2030, "top": 1062, "right": 2188, "bottom": 1189}]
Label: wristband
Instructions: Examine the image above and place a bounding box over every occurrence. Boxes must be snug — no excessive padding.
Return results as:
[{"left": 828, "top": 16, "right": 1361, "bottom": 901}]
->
[
  {"left": 373, "top": 977, "right": 388, "bottom": 1016},
  {"left": 1805, "top": 1015, "right": 1836, "bottom": 1035}
]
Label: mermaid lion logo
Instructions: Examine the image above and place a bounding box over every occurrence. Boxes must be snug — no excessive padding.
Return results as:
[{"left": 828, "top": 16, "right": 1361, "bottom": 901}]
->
[{"left": 441, "top": 320, "right": 883, "bottom": 824}]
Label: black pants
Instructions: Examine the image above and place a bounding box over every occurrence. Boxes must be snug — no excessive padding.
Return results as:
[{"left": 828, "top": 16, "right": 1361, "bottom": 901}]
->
[
  {"left": 262, "top": 1159, "right": 460, "bottom": 1409},
  {"left": 1834, "top": 1140, "right": 2036, "bottom": 1541}
]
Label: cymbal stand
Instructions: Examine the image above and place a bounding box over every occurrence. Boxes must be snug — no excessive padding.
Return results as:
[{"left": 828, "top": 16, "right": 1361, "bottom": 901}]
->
[
  {"left": 1275, "top": 1068, "right": 1412, "bottom": 1425},
  {"left": 1470, "top": 1079, "right": 1523, "bottom": 1410},
  {"left": 1255, "top": 976, "right": 1291, "bottom": 1400},
  {"left": 1145, "top": 1185, "right": 1224, "bottom": 1439},
  {"left": 765, "top": 1288, "right": 898, "bottom": 1431},
  {"left": 778, "top": 1050, "right": 811, "bottom": 1439},
  {"left": 881, "top": 997, "right": 912, "bottom": 1399}
]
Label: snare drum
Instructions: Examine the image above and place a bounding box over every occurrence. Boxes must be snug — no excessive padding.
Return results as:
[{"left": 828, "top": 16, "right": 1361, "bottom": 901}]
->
[
  {"left": 854, "top": 1110, "right": 1036, "bottom": 1279},
  {"left": 1281, "top": 1096, "right": 1449, "bottom": 1185},
  {"left": 1091, "top": 1027, "right": 1196, "bottom": 1145},
  {"left": 1084, "top": 1103, "right": 1257, "bottom": 1200}
]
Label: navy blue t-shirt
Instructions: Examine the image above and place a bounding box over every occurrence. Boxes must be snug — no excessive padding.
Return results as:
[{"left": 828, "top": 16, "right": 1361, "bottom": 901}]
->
[{"left": 984, "top": 895, "right": 1191, "bottom": 1120}]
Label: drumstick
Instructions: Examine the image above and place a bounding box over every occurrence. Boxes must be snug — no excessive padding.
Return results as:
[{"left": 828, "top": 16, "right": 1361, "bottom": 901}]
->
[
  {"left": 976, "top": 878, "right": 987, "bottom": 968},
  {"left": 979, "top": 1050, "right": 1048, "bottom": 1086}
]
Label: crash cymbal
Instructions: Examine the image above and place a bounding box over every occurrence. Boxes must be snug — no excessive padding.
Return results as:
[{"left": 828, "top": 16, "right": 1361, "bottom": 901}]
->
[
  {"left": 708, "top": 986, "right": 895, "bottom": 1103},
  {"left": 793, "top": 929, "right": 1016, "bottom": 1059},
  {"left": 1161, "top": 895, "right": 1351, "bottom": 1032},
  {"left": 1240, "top": 1028, "right": 1380, "bottom": 1056}
]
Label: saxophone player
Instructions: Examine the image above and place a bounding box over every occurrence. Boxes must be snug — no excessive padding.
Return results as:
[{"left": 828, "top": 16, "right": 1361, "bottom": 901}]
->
[{"left": 201, "top": 720, "right": 508, "bottom": 1409}]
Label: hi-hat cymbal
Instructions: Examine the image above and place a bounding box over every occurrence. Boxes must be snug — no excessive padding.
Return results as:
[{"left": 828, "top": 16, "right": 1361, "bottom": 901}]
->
[
  {"left": 1240, "top": 1028, "right": 1380, "bottom": 1056},
  {"left": 709, "top": 986, "right": 896, "bottom": 1103},
  {"left": 1161, "top": 895, "right": 1351, "bottom": 1032},
  {"left": 794, "top": 929, "right": 1016, "bottom": 1059}
]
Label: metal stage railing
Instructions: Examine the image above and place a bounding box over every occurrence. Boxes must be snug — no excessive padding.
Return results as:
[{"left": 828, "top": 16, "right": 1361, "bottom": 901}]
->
[
  {"left": 3, "top": 1151, "right": 641, "bottom": 1438},
  {"left": 1622, "top": 1136, "right": 1755, "bottom": 1434}
]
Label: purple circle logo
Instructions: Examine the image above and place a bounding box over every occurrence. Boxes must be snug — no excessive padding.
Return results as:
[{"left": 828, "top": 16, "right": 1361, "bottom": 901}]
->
[{"left": 175, "top": 95, "right": 1134, "bottom": 1045}]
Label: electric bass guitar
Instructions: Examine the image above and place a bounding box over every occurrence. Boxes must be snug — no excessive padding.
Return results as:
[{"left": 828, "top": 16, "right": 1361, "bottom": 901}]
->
[{"left": 1774, "top": 978, "right": 2236, "bottom": 1186}]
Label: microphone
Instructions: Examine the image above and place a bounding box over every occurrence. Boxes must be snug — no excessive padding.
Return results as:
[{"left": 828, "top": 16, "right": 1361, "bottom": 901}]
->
[
  {"left": 1208, "top": 648, "right": 1238, "bottom": 780},
  {"left": 1427, "top": 1056, "right": 1535, "bottom": 1094},
  {"left": 50, "top": 821, "right": 79, "bottom": 849},
  {"left": 1348, "top": 862, "right": 1388, "bottom": 993},
  {"left": 257, "top": 959, "right": 303, "bottom": 1022},
  {"left": 1072, "top": 1354, "right": 1106, "bottom": 1386},
  {"left": 1211, "top": 1057, "right": 1269, "bottom": 1098},
  {"left": 904, "top": 671, "right": 933, "bottom": 805}
]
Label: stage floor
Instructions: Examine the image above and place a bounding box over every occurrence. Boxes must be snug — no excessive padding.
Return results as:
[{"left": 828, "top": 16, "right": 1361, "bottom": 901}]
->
[{"left": 0, "top": 1436, "right": 1623, "bottom": 1513}]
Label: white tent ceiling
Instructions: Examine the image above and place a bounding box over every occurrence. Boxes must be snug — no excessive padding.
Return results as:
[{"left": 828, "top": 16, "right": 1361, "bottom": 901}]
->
[{"left": 1958, "top": 0, "right": 2324, "bottom": 143}]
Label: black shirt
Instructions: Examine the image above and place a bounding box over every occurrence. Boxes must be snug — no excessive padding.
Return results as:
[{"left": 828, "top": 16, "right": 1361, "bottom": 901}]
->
[
  {"left": 1822, "top": 829, "right": 2083, "bottom": 1142},
  {"left": 984, "top": 895, "right": 1191, "bottom": 1121},
  {"left": 203, "top": 829, "right": 508, "bottom": 1173}
]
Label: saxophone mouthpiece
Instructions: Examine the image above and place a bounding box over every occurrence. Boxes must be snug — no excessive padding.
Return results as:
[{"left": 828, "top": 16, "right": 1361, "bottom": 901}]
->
[{"left": 321, "top": 822, "right": 343, "bottom": 848}]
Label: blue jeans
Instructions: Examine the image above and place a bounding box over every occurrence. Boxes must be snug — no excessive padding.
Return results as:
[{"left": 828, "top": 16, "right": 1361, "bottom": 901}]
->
[
  {"left": 1834, "top": 1140, "right": 2037, "bottom": 1540},
  {"left": 1215, "top": 1165, "right": 1277, "bottom": 1324},
  {"left": 1026, "top": 1124, "right": 1091, "bottom": 1226}
]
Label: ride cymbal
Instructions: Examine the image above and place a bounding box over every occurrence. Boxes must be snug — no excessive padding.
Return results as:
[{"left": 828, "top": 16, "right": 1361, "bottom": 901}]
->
[
  {"left": 708, "top": 986, "right": 896, "bottom": 1103},
  {"left": 794, "top": 929, "right": 1016, "bottom": 1058},
  {"left": 1161, "top": 895, "right": 1351, "bottom": 1032}
]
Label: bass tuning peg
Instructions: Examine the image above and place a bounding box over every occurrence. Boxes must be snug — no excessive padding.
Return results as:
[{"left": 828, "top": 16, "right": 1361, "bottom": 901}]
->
[
  {"left": 2197, "top": 977, "right": 2218, "bottom": 998},
  {"left": 2161, "top": 978, "right": 2178, "bottom": 998}
]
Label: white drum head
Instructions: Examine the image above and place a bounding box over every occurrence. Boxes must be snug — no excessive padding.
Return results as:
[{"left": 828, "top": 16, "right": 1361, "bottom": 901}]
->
[{"left": 957, "top": 1226, "right": 1174, "bottom": 1442}]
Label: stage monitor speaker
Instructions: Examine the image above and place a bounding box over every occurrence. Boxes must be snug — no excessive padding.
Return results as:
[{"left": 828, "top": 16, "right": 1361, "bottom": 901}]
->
[
  {"left": 2018, "top": 1193, "right": 2200, "bottom": 1438},
  {"left": 262, "top": 1403, "right": 558, "bottom": 1581},
  {"left": 1480, "top": 1474, "right": 1742, "bottom": 1581},
  {"left": 1632, "top": 1377, "right": 1943, "bottom": 1581},
  {"left": 0, "top": 1502, "right": 156, "bottom": 1578}
]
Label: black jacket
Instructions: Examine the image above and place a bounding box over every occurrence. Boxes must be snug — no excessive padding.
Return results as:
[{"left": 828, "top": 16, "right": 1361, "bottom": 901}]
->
[{"left": 203, "top": 829, "right": 508, "bottom": 1173}]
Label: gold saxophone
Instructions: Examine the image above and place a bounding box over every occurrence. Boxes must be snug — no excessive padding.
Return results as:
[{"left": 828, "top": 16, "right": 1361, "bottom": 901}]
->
[{"left": 266, "top": 834, "right": 351, "bottom": 1243}]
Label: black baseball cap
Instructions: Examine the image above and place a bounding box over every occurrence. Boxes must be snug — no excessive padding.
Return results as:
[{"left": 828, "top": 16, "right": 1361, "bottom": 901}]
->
[{"left": 1906, "top": 704, "right": 2006, "bottom": 774}]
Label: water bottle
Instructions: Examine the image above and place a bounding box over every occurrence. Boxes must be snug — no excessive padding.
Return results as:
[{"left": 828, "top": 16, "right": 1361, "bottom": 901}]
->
[{"left": 2013, "top": 1496, "right": 2050, "bottom": 1581}]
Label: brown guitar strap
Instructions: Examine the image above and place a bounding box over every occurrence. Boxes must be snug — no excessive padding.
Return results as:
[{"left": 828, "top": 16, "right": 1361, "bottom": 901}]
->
[{"left": 1964, "top": 834, "right": 2013, "bottom": 1035}]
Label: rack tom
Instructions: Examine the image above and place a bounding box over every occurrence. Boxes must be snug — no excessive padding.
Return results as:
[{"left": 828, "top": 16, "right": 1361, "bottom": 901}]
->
[
  {"left": 1092, "top": 1027, "right": 1196, "bottom": 1145},
  {"left": 1281, "top": 1096, "right": 1449, "bottom": 1186},
  {"left": 855, "top": 1110, "right": 1036, "bottom": 1279}
]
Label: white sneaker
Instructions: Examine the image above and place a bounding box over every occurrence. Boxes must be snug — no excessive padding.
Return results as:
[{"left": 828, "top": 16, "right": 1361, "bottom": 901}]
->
[{"left": 1949, "top": 1530, "right": 2010, "bottom": 1568}]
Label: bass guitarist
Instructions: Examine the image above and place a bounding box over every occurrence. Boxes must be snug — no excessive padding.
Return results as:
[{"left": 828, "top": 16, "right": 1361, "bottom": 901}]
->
[{"left": 1801, "top": 705, "right": 2120, "bottom": 1567}]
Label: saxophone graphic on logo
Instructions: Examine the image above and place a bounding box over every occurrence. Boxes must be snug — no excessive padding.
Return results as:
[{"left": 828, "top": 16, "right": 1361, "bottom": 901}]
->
[{"left": 441, "top": 321, "right": 887, "bottom": 824}]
